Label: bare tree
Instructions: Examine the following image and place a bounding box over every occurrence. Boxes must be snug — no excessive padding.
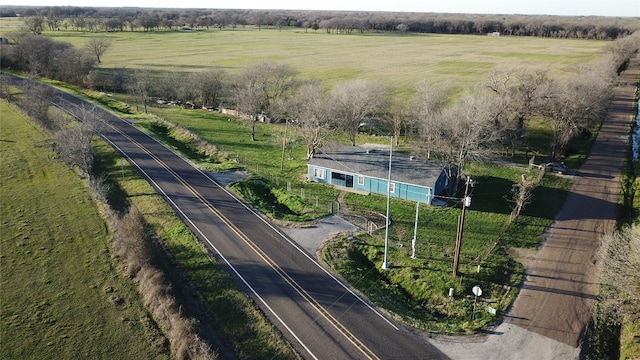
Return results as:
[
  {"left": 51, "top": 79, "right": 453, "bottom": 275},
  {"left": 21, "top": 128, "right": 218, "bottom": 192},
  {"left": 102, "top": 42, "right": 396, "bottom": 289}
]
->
[
  {"left": 126, "top": 68, "right": 153, "bottom": 113},
  {"left": 45, "top": 8, "right": 60, "bottom": 31},
  {"left": 430, "top": 92, "right": 502, "bottom": 176},
  {"left": 18, "top": 83, "right": 56, "bottom": 130},
  {"left": 230, "top": 70, "right": 262, "bottom": 141},
  {"left": 156, "top": 71, "right": 187, "bottom": 104},
  {"left": 73, "top": 103, "right": 106, "bottom": 134},
  {"left": 380, "top": 94, "right": 409, "bottom": 147},
  {"left": 72, "top": 17, "right": 85, "bottom": 31},
  {"left": 53, "top": 46, "right": 97, "bottom": 86},
  {"left": 329, "top": 79, "right": 388, "bottom": 146},
  {"left": 190, "top": 69, "right": 226, "bottom": 108},
  {"left": 53, "top": 124, "right": 94, "bottom": 177},
  {"left": 231, "top": 61, "right": 297, "bottom": 141},
  {"left": 412, "top": 81, "right": 452, "bottom": 159},
  {"left": 24, "top": 16, "right": 44, "bottom": 34},
  {"left": 52, "top": 103, "right": 104, "bottom": 177},
  {"left": 602, "top": 31, "right": 640, "bottom": 74},
  {"left": 10, "top": 33, "right": 60, "bottom": 77},
  {"left": 86, "top": 37, "right": 112, "bottom": 64},
  {"left": 287, "top": 83, "right": 333, "bottom": 160},
  {"left": 485, "top": 70, "right": 549, "bottom": 157},
  {"left": 540, "top": 66, "right": 612, "bottom": 160},
  {"left": 507, "top": 170, "right": 543, "bottom": 225}
]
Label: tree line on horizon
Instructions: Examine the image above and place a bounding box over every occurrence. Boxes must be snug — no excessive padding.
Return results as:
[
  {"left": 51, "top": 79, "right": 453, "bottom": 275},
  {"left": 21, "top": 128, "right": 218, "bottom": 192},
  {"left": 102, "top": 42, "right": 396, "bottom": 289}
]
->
[{"left": 2, "top": 6, "right": 639, "bottom": 40}]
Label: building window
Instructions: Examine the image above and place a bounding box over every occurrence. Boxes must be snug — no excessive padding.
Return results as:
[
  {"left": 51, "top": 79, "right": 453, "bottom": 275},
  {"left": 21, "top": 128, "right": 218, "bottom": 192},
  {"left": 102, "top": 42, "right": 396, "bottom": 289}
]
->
[
  {"left": 314, "top": 168, "right": 325, "bottom": 179},
  {"left": 358, "top": 175, "right": 364, "bottom": 186},
  {"left": 389, "top": 182, "right": 396, "bottom": 193}
]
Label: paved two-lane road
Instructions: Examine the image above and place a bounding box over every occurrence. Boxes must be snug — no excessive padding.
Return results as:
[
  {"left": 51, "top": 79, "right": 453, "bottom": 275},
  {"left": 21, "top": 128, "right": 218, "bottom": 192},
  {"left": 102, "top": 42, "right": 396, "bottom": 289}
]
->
[{"left": 2, "top": 73, "right": 448, "bottom": 359}]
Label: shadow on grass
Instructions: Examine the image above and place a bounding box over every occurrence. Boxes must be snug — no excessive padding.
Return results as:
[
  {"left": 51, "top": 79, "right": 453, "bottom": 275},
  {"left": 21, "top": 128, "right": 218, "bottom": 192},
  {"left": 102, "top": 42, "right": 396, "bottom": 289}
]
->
[{"left": 93, "top": 145, "right": 131, "bottom": 213}]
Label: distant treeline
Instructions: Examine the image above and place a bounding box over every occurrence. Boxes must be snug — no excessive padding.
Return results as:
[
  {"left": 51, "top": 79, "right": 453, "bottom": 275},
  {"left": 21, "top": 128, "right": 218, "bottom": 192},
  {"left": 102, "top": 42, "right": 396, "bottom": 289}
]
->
[{"left": 3, "top": 6, "right": 639, "bottom": 40}]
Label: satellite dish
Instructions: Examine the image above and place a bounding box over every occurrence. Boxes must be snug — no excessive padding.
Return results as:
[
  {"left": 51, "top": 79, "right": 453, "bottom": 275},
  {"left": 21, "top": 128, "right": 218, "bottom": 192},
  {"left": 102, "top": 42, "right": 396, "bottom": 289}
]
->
[{"left": 472, "top": 285, "right": 482, "bottom": 297}]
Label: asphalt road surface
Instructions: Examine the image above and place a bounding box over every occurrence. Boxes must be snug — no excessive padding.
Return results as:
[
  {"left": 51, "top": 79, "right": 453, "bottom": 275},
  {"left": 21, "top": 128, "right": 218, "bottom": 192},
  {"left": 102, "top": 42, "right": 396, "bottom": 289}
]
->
[{"left": 2, "top": 73, "right": 448, "bottom": 359}]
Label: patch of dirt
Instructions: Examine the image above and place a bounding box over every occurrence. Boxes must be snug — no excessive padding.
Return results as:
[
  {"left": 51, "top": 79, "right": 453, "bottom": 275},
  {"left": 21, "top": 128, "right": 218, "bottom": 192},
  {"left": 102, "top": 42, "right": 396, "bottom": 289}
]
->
[{"left": 507, "top": 247, "right": 538, "bottom": 269}]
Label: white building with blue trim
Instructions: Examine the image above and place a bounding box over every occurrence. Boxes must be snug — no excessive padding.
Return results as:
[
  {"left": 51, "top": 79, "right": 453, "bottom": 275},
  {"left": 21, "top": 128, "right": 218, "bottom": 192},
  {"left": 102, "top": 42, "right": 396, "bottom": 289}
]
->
[{"left": 307, "top": 144, "right": 457, "bottom": 205}]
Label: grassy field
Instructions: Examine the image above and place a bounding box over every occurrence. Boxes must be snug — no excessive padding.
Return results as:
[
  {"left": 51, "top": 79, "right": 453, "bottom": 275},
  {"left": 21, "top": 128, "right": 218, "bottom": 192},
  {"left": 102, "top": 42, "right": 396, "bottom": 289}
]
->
[
  {"left": 0, "top": 101, "right": 169, "bottom": 359},
  {"left": 0, "top": 18, "right": 607, "bottom": 93},
  {"left": 320, "top": 161, "right": 572, "bottom": 333}
]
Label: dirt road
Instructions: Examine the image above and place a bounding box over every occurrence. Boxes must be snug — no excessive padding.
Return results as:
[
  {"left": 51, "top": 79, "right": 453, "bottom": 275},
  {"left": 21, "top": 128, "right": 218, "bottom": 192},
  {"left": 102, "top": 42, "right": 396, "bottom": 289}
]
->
[
  {"left": 431, "top": 57, "right": 639, "bottom": 359},
  {"left": 505, "top": 56, "right": 639, "bottom": 348}
]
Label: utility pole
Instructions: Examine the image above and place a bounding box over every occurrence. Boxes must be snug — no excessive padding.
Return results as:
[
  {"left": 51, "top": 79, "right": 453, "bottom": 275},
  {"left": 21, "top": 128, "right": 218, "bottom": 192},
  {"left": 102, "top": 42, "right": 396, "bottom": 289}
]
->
[
  {"left": 381, "top": 135, "right": 393, "bottom": 270},
  {"left": 411, "top": 201, "right": 419, "bottom": 259},
  {"left": 453, "top": 176, "right": 471, "bottom": 277}
]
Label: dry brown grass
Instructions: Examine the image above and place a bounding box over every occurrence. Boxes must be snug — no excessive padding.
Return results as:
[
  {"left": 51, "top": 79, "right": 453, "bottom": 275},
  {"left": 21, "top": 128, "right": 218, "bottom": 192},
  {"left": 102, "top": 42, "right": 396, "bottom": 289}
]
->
[{"left": 109, "top": 206, "right": 217, "bottom": 360}]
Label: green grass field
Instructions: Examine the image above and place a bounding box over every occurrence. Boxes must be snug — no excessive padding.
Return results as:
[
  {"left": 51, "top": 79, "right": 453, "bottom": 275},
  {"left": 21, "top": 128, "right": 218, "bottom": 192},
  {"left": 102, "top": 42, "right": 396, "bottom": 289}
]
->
[
  {"left": 0, "top": 18, "right": 606, "bottom": 93},
  {"left": 0, "top": 101, "right": 169, "bottom": 359},
  {"left": 92, "top": 29, "right": 607, "bottom": 92}
]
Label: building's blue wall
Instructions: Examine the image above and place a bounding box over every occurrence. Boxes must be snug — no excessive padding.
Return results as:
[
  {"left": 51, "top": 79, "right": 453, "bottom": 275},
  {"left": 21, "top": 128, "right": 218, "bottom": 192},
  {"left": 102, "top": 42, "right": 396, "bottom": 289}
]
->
[
  {"left": 308, "top": 165, "right": 329, "bottom": 184},
  {"left": 308, "top": 165, "right": 434, "bottom": 204}
]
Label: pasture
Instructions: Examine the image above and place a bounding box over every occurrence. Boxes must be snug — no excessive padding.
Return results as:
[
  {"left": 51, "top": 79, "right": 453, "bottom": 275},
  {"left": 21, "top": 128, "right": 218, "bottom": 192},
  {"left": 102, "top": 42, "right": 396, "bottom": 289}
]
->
[{"left": 0, "top": 18, "right": 608, "bottom": 92}]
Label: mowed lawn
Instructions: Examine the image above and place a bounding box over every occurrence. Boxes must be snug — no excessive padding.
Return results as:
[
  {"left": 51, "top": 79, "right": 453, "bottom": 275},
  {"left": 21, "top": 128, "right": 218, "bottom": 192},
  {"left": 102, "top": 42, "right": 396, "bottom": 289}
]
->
[
  {"left": 0, "top": 101, "right": 168, "bottom": 359},
  {"left": 38, "top": 25, "right": 606, "bottom": 92}
]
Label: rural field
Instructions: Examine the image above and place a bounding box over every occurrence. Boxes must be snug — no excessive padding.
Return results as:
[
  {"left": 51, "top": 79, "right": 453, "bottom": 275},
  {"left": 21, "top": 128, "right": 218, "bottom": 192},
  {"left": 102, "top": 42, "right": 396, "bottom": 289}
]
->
[
  {"left": 83, "top": 29, "right": 608, "bottom": 91},
  {"left": 0, "top": 17, "right": 607, "bottom": 92},
  {"left": 0, "top": 101, "right": 169, "bottom": 359}
]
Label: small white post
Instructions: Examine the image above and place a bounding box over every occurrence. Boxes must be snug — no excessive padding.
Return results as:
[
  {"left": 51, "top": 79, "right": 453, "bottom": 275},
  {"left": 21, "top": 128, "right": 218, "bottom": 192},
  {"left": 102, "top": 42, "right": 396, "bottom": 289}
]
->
[{"left": 411, "top": 201, "right": 419, "bottom": 259}]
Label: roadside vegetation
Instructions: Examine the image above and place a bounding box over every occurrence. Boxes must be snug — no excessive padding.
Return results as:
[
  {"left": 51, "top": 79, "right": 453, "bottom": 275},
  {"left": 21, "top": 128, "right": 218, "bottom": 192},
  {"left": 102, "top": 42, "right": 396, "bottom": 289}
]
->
[
  {"left": 0, "top": 100, "right": 169, "bottom": 359},
  {"left": 2, "top": 11, "right": 639, "bottom": 356}
]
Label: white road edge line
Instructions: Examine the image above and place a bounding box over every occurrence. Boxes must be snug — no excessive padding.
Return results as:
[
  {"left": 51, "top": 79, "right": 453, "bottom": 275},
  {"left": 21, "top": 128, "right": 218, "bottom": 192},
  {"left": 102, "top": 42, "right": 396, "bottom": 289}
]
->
[
  {"left": 197, "top": 168, "right": 400, "bottom": 330},
  {"left": 113, "top": 109, "right": 398, "bottom": 331},
  {"left": 102, "top": 135, "right": 320, "bottom": 360}
]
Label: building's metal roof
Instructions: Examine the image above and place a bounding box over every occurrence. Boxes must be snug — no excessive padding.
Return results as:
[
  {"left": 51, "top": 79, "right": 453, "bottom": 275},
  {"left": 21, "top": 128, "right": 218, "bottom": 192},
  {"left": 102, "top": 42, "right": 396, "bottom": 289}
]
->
[{"left": 307, "top": 144, "right": 447, "bottom": 187}]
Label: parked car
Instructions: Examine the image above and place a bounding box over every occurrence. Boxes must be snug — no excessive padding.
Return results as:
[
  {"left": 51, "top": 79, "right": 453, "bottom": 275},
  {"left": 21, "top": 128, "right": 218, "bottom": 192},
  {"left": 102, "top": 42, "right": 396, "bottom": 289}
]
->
[{"left": 545, "top": 162, "right": 568, "bottom": 174}]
